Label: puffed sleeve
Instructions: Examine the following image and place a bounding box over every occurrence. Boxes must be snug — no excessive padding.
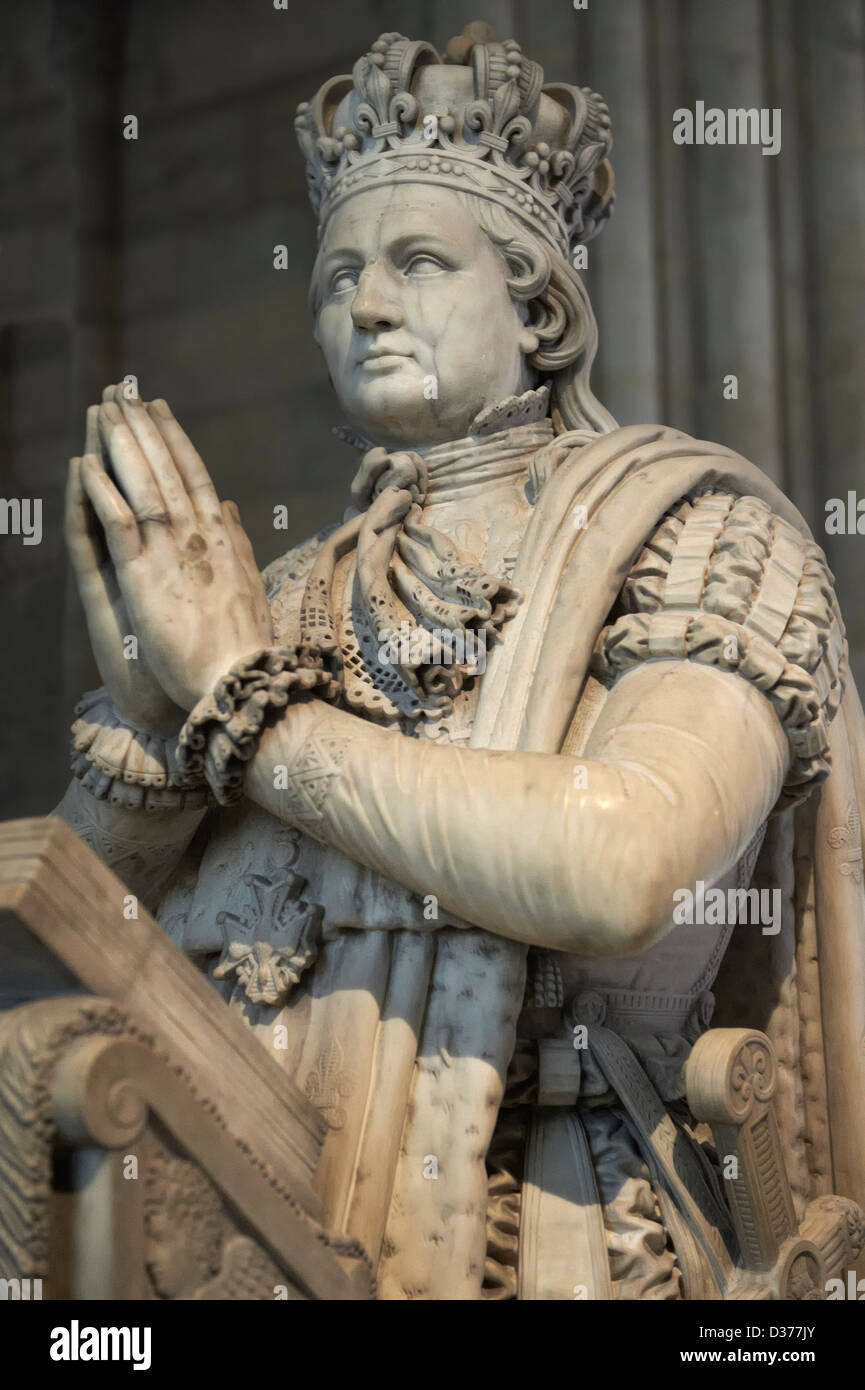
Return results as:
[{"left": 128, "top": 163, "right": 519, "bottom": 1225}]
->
[{"left": 591, "top": 489, "right": 847, "bottom": 807}]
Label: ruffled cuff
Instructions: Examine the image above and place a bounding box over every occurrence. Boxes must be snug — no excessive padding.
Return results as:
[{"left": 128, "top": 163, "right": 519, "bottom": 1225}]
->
[
  {"left": 71, "top": 689, "right": 210, "bottom": 812},
  {"left": 176, "top": 645, "right": 340, "bottom": 807}
]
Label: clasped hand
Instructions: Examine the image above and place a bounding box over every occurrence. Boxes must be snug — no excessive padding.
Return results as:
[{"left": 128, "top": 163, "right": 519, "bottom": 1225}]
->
[{"left": 66, "top": 384, "right": 273, "bottom": 731}]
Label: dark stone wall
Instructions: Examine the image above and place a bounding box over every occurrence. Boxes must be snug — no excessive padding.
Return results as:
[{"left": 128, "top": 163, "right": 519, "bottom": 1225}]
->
[{"left": 2, "top": 0, "right": 863, "bottom": 816}]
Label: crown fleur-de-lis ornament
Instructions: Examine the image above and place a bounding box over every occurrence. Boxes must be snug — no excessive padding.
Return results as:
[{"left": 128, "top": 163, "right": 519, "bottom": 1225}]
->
[{"left": 295, "top": 22, "right": 614, "bottom": 262}]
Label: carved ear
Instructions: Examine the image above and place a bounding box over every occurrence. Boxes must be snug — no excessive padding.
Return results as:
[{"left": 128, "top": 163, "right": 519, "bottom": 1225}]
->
[
  {"left": 528, "top": 278, "right": 586, "bottom": 372},
  {"left": 518, "top": 326, "right": 540, "bottom": 356}
]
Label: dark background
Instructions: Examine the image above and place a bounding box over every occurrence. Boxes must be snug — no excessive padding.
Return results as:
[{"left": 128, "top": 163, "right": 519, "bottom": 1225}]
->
[{"left": 2, "top": 0, "right": 863, "bottom": 818}]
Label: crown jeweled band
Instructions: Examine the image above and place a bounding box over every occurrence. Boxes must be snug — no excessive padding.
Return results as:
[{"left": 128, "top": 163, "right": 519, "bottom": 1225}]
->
[{"left": 295, "top": 25, "right": 615, "bottom": 262}]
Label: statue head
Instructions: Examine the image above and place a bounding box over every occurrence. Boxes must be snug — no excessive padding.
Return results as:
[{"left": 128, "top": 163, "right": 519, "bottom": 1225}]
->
[{"left": 296, "top": 22, "right": 616, "bottom": 450}]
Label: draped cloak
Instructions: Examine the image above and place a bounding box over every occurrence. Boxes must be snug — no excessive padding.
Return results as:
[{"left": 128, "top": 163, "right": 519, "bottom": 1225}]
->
[{"left": 156, "top": 422, "right": 865, "bottom": 1299}]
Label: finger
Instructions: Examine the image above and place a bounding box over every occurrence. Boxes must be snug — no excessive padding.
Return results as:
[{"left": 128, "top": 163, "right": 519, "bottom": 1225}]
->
[
  {"left": 81, "top": 454, "right": 142, "bottom": 565},
  {"left": 110, "top": 383, "right": 194, "bottom": 524},
  {"left": 65, "top": 457, "right": 107, "bottom": 577},
  {"left": 84, "top": 404, "right": 103, "bottom": 458},
  {"left": 146, "top": 399, "right": 221, "bottom": 518},
  {"left": 221, "top": 499, "right": 261, "bottom": 589},
  {"left": 98, "top": 402, "right": 170, "bottom": 524}
]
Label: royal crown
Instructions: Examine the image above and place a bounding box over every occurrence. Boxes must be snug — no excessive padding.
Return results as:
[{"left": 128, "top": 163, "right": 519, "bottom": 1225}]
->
[{"left": 295, "top": 21, "right": 614, "bottom": 262}]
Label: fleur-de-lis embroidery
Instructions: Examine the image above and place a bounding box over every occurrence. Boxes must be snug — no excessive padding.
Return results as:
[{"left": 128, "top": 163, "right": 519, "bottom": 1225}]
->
[
  {"left": 827, "top": 802, "right": 863, "bottom": 884},
  {"left": 302, "top": 1037, "right": 355, "bottom": 1131}
]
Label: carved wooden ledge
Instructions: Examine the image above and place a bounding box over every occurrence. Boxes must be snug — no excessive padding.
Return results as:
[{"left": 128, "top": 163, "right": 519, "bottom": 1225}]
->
[
  {"left": 0, "top": 818, "right": 374, "bottom": 1299},
  {"left": 0, "top": 995, "right": 373, "bottom": 1299},
  {"left": 686, "top": 1027, "right": 865, "bottom": 1300}
]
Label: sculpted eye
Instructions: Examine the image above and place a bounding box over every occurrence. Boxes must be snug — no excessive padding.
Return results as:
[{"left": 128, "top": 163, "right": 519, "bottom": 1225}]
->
[
  {"left": 404, "top": 254, "right": 446, "bottom": 277},
  {"left": 329, "top": 268, "right": 360, "bottom": 295}
]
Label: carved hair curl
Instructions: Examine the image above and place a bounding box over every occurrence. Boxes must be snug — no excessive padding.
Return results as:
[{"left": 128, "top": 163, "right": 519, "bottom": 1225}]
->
[{"left": 451, "top": 191, "right": 617, "bottom": 437}]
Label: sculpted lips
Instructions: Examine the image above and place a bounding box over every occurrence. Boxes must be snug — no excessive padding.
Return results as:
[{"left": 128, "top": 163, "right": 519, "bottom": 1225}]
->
[{"left": 357, "top": 342, "right": 416, "bottom": 373}]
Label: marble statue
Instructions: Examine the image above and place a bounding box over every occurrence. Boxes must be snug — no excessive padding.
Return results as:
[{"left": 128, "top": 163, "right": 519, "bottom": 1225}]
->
[{"left": 54, "top": 22, "right": 865, "bottom": 1299}]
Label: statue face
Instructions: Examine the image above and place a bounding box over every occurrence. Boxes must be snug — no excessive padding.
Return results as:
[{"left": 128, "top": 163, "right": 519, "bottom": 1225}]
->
[{"left": 312, "top": 184, "right": 538, "bottom": 449}]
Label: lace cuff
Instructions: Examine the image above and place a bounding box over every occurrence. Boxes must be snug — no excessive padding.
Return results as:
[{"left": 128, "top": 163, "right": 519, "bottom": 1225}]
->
[
  {"left": 71, "top": 690, "right": 210, "bottom": 812},
  {"left": 176, "top": 645, "right": 340, "bottom": 807}
]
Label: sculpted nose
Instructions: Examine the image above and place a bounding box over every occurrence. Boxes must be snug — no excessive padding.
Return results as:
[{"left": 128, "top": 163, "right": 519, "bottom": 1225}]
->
[{"left": 350, "top": 262, "right": 404, "bottom": 332}]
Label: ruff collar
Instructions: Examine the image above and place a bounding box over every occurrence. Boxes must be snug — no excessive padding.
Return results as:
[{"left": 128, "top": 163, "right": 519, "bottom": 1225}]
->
[{"left": 335, "top": 384, "right": 553, "bottom": 502}]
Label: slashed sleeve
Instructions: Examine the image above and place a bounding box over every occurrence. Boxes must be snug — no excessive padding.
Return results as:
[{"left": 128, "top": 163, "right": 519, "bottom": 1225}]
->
[{"left": 592, "top": 490, "right": 847, "bottom": 808}]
